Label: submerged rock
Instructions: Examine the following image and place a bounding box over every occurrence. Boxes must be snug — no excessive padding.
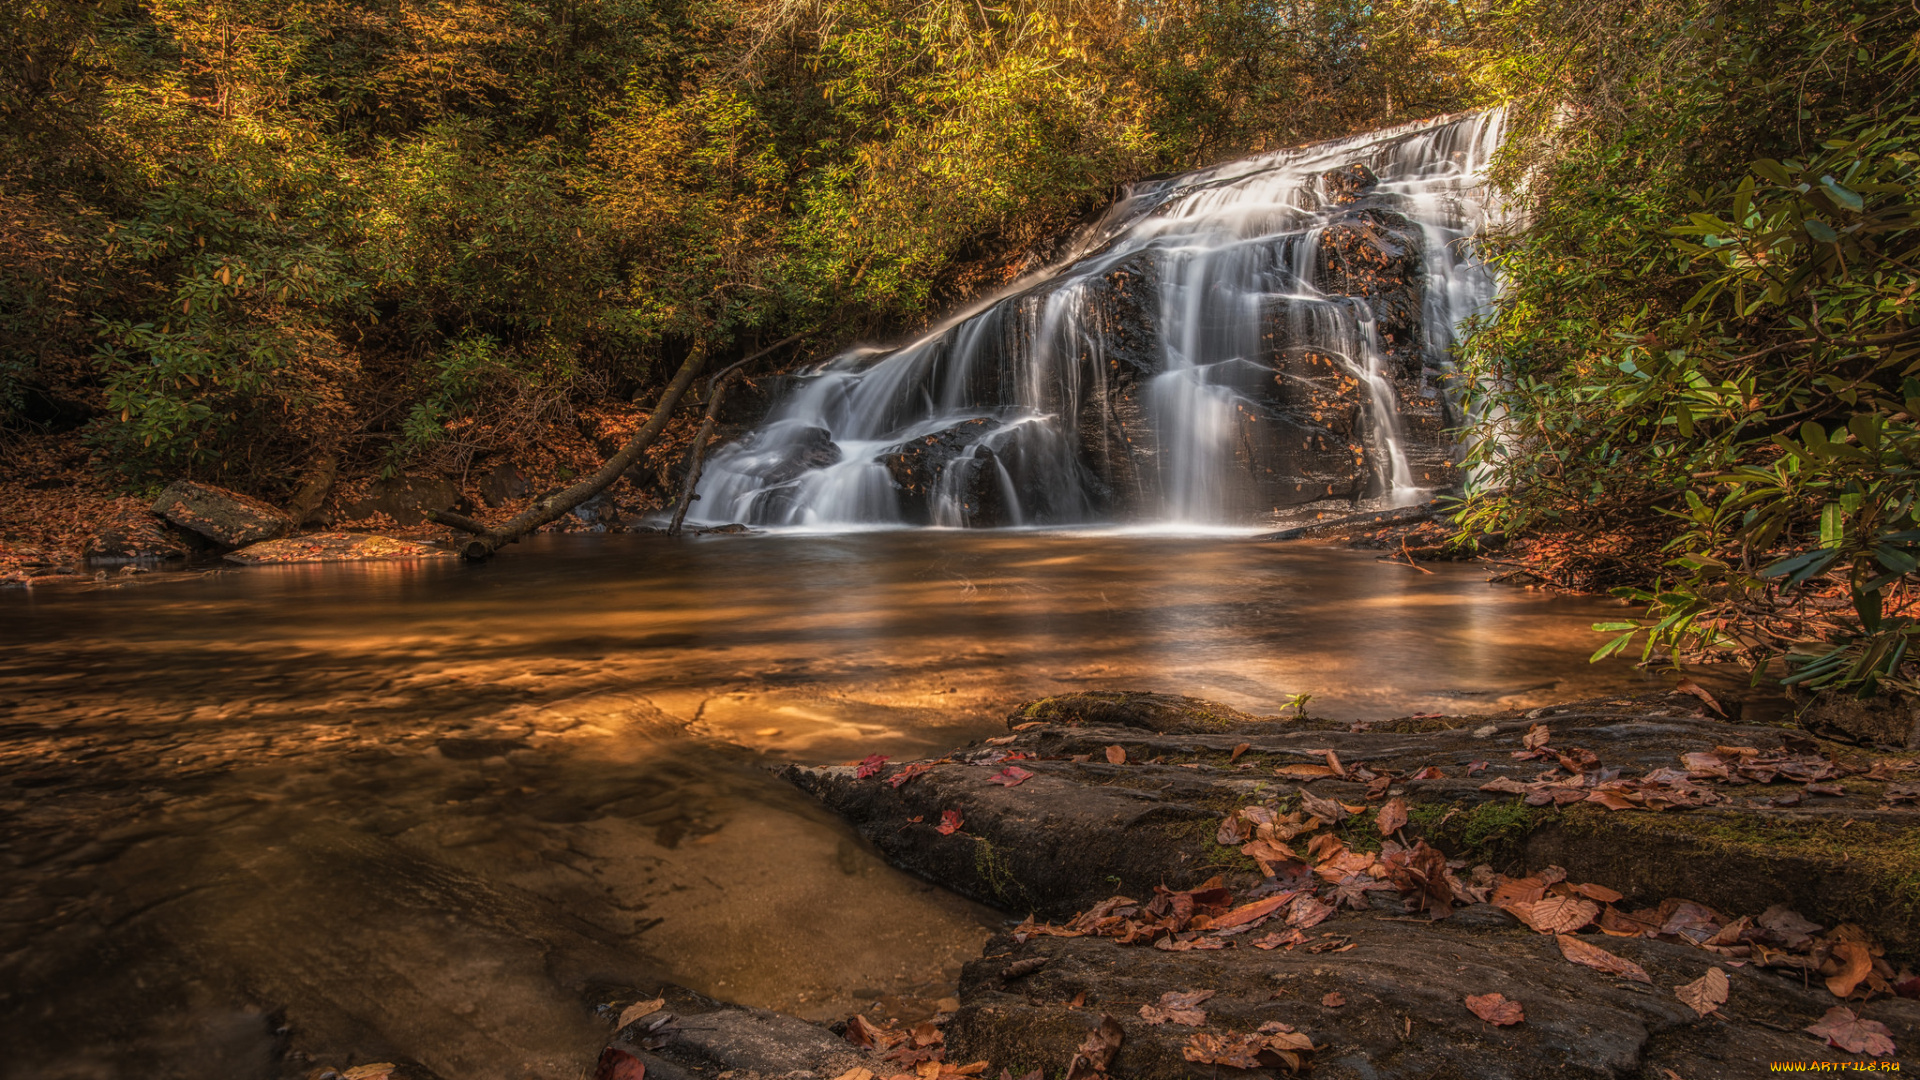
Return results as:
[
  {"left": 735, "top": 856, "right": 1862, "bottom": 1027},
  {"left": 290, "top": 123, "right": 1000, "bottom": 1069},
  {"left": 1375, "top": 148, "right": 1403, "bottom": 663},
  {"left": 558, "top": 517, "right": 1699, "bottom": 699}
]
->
[
  {"left": 224, "top": 532, "right": 457, "bottom": 565},
  {"left": 151, "top": 480, "right": 291, "bottom": 547}
]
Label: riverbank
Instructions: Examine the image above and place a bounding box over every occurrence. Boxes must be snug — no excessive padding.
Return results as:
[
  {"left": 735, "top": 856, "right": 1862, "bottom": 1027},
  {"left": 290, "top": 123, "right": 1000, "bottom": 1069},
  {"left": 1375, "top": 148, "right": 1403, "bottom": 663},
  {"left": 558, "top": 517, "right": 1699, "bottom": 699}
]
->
[{"left": 601, "top": 690, "right": 1918, "bottom": 1080}]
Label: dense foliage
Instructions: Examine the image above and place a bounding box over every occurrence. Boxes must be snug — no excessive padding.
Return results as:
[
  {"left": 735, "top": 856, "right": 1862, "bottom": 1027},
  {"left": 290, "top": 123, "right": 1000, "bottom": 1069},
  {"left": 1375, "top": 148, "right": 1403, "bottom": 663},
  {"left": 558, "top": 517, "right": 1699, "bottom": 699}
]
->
[
  {"left": 0, "top": 0, "right": 1473, "bottom": 491},
  {"left": 1454, "top": 0, "right": 1920, "bottom": 692}
]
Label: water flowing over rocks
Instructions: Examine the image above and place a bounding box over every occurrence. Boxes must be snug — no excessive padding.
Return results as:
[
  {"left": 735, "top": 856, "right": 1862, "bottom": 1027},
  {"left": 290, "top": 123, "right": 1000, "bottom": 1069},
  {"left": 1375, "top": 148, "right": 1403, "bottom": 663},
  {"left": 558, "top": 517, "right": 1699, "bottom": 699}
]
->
[
  {"left": 691, "top": 111, "right": 1507, "bottom": 529},
  {"left": 782, "top": 692, "right": 1920, "bottom": 1078}
]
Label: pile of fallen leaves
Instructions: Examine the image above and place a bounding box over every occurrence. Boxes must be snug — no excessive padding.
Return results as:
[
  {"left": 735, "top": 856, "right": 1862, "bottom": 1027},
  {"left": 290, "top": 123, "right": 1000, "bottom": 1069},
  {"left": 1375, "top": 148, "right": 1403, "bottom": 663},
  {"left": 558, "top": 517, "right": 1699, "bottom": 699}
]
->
[
  {"left": 1475, "top": 722, "right": 1919, "bottom": 812},
  {"left": 1004, "top": 791, "right": 1913, "bottom": 1061}
]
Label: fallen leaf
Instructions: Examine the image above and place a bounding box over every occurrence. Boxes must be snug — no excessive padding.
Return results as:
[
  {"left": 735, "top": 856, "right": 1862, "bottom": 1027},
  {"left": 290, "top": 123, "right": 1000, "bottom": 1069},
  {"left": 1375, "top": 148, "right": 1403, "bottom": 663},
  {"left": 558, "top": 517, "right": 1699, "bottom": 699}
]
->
[
  {"left": 1298, "top": 791, "right": 1349, "bottom": 823},
  {"left": 1065, "top": 1014, "right": 1124, "bottom": 1080},
  {"left": 1211, "top": 892, "right": 1298, "bottom": 929},
  {"left": 1570, "top": 882, "right": 1624, "bottom": 904},
  {"left": 1321, "top": 992, "right": 1346, "bottom": 1008},
  {"left": 1274, "top": 764, "right": 1336, "bottom": 780},
  {"left": 591, "top": 1052, "right": 644, "bottom": 1080},
  {"left": 1231, "top": 742, "right": 1251, "bottom": 763},
  {"left": 1556, "top": 934, "right": 1651, "bottom": 983},
  {"left": 937, "top": 809, "right": 964, "bottom": 835},
  {"left": 845, "top": 1014, "right": 900, "bottom": 1049},
  {"left": 1510, "top": 895, "right": 1599, "bottom": 935},
  {"left": 1809, "top": 1004, "right": 1901, "bottom": 1061},
  {"left": 1672, "top": 678, "right": 1726, "bottom": 716},
  {"left": 1375, "top": 797, "right": 1408, "bottom": 836},
  {"left": 832, "top": 1069, "right": 874, "bottom": 1080},
  {"left": 1286, "top": 895, "right": 1334, "bottom": 929},
  {"left": 1323, "top": 749, "right": 1347, "bottom": 778},
  {"left": 1523, "top": 724, "right": 1551, "bottom": 751},
  {"left": 985, "top": 735, "right": 1017, "bottom": 746},
  {"left": 617, "top": 998, "right": 666, "bottom": 1029},
  {"left": 1466, "top": 760, "right": 1488, "bottom": 775},
  {"left": 889, "top": 762, "right": 932, "bottom": 788},
  {"left": 1012, "top": 721, "right": 1048, "bottom": 731},
  {"left": 1105, "top": 745, "right": 1126, "bottom": 765},
  {"left": 1139, "top": 989, "right": 1214, "bottom": 1026},
  {"left": 1409, "top": 765, "right": 1445, "bottom": 780},
  {"left": 1465, "top": 992, "right": 1524, "bottom": 1026},
  {"left": 1826, "top": 940, "right": 1874, "bottom": 998},
  {"left": 987, "top": 766, "right": 1034, "bottom": 787},
  {"left": 1675, "top": 967, "right": 1729, "bottom": 1017},
  {"left": 345, "top": 1066, "right": 400, "bottom": 1080},
  {"left": 856, "top": 754, "right": 889, "bottom": 779},
  {"left": 1252, "top": 929, "right": 1307, "bottom": 950}
]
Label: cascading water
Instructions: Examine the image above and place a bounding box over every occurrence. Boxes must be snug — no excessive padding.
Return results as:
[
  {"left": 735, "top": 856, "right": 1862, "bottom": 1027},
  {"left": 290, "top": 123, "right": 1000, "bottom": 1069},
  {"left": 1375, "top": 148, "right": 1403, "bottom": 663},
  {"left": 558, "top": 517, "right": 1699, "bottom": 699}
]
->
[{"left": 691, "top": 110, "right": 1508, "bottom": 530}]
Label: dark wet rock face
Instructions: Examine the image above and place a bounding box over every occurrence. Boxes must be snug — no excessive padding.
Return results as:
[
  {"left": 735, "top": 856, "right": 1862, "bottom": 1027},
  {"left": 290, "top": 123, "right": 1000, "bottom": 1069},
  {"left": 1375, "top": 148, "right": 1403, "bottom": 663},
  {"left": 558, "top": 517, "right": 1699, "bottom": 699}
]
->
[
  {"left": 151, "top": 480, "right": 291, "bottom": 547},
  {"left": 1320, "top": 162, "right": 1379, "bottom": 205},
  {"left": 1798, "top": 691, "right": 1920, "bottom": 749},
  {"left": 341, "top": 474, "right": 470, "bottom": 525},
  {"left": 480, "top": 462, "right": 532, "bottom": 507},
  {"left": 788, "top": 690, "right": 1920, "bottom": 1078},
  {"left": 880, "top": 419, "right": 1005, "bottom": 525}
]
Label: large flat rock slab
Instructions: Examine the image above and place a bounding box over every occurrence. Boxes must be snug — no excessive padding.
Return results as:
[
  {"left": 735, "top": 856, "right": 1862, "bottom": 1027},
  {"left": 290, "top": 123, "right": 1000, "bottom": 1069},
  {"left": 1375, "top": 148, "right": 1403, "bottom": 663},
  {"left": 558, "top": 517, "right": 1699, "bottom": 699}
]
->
[
  {"left": 949, "top": 918, "right": 1919, "bottom": 1079},
  {"left": 151, "top": 480, "right": 291, "bottom": 547}
]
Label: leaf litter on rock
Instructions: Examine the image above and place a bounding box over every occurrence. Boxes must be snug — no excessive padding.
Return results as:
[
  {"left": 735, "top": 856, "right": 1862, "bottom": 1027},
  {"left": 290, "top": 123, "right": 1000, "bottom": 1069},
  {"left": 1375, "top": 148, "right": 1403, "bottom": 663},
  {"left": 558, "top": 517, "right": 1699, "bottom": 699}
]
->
[
  {"left": 1805, "top": 1006, "right": 1898, "bottom": 1057},
  {"left": 1139, "top": 989, "right": 1213, "bottom": 1026},
  {"left": 1675, "top": 967, "right": 1729, "bottom": 1017}
]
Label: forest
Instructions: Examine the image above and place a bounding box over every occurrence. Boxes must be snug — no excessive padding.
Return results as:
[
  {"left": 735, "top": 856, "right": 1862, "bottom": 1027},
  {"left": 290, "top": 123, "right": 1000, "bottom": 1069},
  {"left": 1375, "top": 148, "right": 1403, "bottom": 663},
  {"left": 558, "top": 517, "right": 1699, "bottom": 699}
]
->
[{"left": 4, "top": 2, "right": 1920, "bottom": 1077}]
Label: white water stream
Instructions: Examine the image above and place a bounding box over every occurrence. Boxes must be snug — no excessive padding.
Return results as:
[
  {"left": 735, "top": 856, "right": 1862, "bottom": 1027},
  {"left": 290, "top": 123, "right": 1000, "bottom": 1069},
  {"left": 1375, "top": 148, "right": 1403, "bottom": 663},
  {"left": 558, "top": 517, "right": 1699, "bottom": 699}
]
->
[{"left": 693, "top": 110, "right": 1508, "bottom": 529}]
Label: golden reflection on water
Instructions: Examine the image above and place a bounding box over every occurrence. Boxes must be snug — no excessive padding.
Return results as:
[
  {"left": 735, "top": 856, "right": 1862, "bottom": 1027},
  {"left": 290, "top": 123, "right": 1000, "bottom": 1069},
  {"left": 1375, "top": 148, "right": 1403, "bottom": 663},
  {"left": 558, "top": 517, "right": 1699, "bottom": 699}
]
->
[{"left": 0, "top": 531, "right": 1671, "bottom": 1078}]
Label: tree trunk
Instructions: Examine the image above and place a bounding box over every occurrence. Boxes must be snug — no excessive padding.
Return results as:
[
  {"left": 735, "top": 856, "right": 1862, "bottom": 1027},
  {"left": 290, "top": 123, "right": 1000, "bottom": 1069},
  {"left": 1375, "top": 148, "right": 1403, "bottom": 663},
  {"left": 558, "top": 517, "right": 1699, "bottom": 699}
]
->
[
  {"left": 667, "top": 378, "right": 729, "bottom": 535},
  {"left": 427, "top": 346, "right": 707, "bottom": 559},
  {"left": 286, "top": 449, "right": 339, "bottom": 526}
]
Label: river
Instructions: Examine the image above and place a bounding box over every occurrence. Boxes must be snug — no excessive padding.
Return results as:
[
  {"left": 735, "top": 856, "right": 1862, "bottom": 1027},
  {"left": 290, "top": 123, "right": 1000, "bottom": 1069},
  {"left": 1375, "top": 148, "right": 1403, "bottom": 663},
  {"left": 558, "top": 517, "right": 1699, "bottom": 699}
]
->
[{"left": 1, "top": 531, "right": 1691, "bottom": 1079}]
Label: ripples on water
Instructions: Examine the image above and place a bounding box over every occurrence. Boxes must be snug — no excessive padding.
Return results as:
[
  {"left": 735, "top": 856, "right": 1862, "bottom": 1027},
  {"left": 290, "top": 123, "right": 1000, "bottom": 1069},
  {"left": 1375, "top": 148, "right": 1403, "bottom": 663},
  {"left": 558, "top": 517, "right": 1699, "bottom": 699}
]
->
[{"left": 0, "top": 532, "right": 1673, "bottom": 1078}]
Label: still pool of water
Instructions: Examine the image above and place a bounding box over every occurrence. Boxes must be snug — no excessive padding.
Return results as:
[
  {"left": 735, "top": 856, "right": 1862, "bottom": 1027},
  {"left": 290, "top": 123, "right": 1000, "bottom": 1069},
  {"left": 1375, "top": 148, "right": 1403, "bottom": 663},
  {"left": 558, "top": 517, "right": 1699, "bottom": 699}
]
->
[{"left": 1, "top": 531, "right": 1675, "bottom": 1078}]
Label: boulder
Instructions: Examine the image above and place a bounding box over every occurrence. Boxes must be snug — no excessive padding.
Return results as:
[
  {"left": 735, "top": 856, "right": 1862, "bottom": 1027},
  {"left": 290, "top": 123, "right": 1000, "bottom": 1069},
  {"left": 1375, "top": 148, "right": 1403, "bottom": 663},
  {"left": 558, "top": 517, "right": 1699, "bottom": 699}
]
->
[
  {"left": 878, "top": 418, "right": 1003, "bottom": 524},
  {"left": 84, "top": 506, "right": 196, "bottom": 561},
  {"left": 1319, "top": 161, "right": 1379, "bottom": 205},
  {"left": 151, "top": 480, "right": 291, "bottom": 547},
  {"left": 1798, "top": 691, "right": 1920, "bottom": 750},
  {"left": 224, "top": 533, "right": 457, "bottom": 565},
  {"left": 340, "top": 474, "right": 470, "bottom": 525},
  {"left": 479, "top": 462, "right": 532, "bottom": 507}
]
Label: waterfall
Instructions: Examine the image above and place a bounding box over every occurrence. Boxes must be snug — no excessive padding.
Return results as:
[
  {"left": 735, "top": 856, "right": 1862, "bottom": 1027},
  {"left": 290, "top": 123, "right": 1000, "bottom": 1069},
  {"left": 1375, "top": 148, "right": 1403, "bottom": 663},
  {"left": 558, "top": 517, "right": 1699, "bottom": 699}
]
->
[{"left": 691, "top": 109, "right": 1508, "bottom": 530}]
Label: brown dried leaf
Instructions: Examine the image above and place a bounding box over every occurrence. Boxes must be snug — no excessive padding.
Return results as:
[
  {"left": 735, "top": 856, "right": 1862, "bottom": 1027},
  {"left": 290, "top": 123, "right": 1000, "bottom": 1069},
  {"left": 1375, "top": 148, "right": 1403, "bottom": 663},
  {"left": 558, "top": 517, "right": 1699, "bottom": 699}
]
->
[
  {"left": 1523, "top": 724, "right": 1551, "bottom": 750},
  {"left": 1321, "top": 992, "right": 1346, "bottom": 1008},
  {"left": 1570, "top": 882, "right": 1625, "bottom": 904},
  {"left": 1211, "top": 892, "right": 1298, "bottom": 929},
  {"left": 1555, "top": 934, "right": 1651, "bottom": 983},
  {"left": 1805, "top": 1007, "right": 1897, "bottom": 1057},
  {"left": 1105, "top": 745, "right": 1126, "bottom": 765},
  {"left": 616, "top": 998, "right": 667, "bottom": 1029},
  {"left": 1510, "top": 895, "right": 1599, "bottom": 935},
  {"left": 1139, "top": 990, "right": 1214, "bottom": 1026},
  {"left": 1464, "top": 992, "right": 1525, "bottom": 1026},
  {"left": 1065, "top": 1015, "right": 1124, "bottom": 1080},
  {"left": 1827, "top": 940, "right": 1875, "bottom": 999},
  {"left": 1672, "top": 678, "right": 1726, "bottom": 716},
  {"left": 1675, "top": 967, "right": 1729, "bottom": 1017},
  {"left": 1298, "top": 791, "right": 1348, "bottom": 823},
  {"left": 1286, "top": 895, "right": 1334, "bottom": 930},
  {"left": 1275, "top": 763, "right": 1336, "bottom": 780},
  {"left": 1375, "top": 797, "right": 1408, "bottom": 836},
  {"left": 1231, "top": 742, "right": 1251, "bottom": 763}
]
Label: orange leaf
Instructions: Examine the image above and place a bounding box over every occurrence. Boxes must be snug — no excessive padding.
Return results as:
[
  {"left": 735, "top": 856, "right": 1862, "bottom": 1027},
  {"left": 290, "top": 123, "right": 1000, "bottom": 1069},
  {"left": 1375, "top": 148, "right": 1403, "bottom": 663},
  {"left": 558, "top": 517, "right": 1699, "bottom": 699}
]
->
[
  {"left": 1555, "top": 934, "right": 1650, "bottom": 983},
  {"left": 1509, "top": 895, "right": 1599, "bottom": 934},
  {"left": 1464, "top": 992, "right": 1524, "bottom": 1026},
  {"left": 1105, "top": 745, "right": 1126, "bottom": 765},
  {"left": 1675, "top": 967, "right": 1729, "bottom": 1017},
  {"left": 1375, "top": 797, "right": 1408, "bottom": 836}
]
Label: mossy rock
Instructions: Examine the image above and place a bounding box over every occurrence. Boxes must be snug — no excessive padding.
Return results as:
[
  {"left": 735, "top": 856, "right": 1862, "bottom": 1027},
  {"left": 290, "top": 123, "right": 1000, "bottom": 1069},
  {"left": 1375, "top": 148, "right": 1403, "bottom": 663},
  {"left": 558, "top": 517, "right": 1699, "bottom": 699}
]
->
[{"left": 1006, "top": 691, "right": 1269, "bottom": 734}]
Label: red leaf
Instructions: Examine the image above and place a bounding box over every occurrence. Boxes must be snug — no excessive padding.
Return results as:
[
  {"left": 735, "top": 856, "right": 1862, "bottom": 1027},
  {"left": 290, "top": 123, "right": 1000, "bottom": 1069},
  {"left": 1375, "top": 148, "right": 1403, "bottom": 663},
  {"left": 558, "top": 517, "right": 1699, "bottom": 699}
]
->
[
  {"left": 988, "top": 766, "right": 1034, "bottom": 787},
  {"left": 594, "top": 1047, "right": 647, "bottom": 1080},
  {"left": 937, "top": 810, "right": 964, "bottom": 835},
  {"left": 889, "top": 762, "right": 932, "bottom": 788},
  {"left": 856, "top": 754, "right": 889, "bottom": 779}
]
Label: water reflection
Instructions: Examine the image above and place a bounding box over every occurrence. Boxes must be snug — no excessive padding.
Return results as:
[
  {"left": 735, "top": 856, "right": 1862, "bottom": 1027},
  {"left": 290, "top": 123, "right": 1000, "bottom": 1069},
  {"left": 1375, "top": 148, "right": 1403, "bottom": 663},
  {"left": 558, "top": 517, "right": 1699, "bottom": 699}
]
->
[{"left": 2, "top": 532, "right": 1671, "bottom": 1078}]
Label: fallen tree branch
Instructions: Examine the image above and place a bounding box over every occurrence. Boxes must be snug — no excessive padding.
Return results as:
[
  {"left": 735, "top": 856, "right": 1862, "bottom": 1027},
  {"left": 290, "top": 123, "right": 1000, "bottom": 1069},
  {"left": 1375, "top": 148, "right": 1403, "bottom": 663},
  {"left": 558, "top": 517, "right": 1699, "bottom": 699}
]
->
[
  {"left": 667, "top": 331, "right": 811, "bottom": 536},
  {"left": 428, "top": 345, "right": 709, "bottom": 559}
]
